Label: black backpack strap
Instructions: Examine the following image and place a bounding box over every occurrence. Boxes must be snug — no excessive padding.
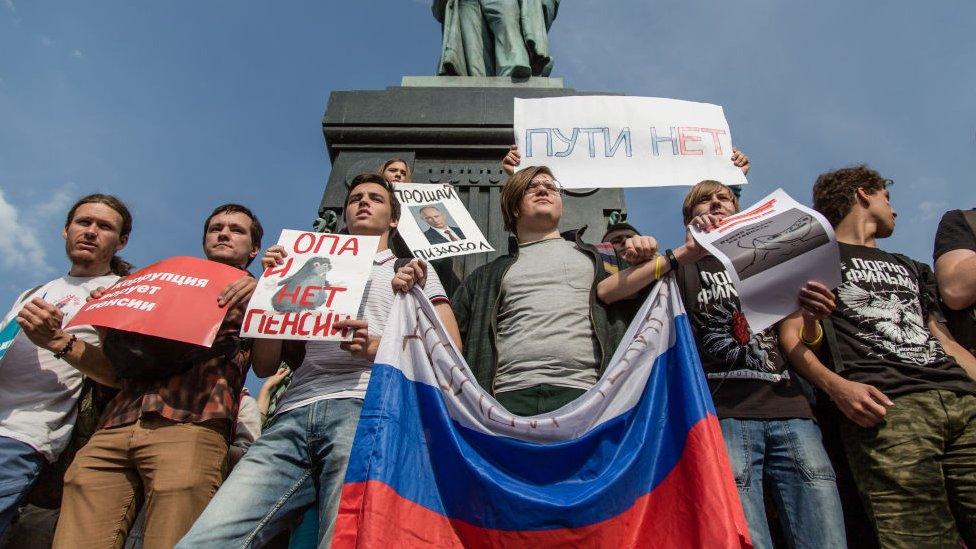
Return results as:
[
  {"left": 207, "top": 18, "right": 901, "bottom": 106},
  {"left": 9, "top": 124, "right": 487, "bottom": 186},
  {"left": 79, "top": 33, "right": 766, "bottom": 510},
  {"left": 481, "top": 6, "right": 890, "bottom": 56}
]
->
[
  {"left": 673, "top": 261, "right": 701, "bottom": 312},
  {"left": 819, "top": 317, "right": 846, "bottom": 374}
]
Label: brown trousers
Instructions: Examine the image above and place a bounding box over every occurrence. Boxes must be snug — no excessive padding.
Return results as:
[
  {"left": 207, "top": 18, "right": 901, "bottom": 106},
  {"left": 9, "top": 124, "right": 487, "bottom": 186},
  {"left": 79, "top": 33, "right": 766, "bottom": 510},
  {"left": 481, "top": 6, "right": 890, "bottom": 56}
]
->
[{"left": 53, "top": 417, "right": 229, "bottom": 549}]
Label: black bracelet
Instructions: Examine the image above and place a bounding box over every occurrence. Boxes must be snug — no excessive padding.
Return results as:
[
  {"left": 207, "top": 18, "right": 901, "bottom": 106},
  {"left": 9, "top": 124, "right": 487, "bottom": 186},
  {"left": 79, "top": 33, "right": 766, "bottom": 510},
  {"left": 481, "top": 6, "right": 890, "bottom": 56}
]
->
[
  {"left": 665, "top": 248, "right": 679, "bottom": 272},
  {"left": 53, "top": 334, "right": 77, "bottom": 360}
]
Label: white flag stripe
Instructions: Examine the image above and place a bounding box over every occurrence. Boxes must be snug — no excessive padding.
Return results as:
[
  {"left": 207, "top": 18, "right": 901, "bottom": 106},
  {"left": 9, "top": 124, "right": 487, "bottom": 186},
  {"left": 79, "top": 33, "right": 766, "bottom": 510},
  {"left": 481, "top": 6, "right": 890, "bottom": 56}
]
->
[{"left": 374, "top": 277, "right": 686, "bottom": 444}]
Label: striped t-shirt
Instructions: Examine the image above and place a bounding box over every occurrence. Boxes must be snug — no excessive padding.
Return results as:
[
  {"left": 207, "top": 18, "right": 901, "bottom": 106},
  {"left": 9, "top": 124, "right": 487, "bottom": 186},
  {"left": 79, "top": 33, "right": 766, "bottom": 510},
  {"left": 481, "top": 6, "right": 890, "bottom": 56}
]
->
[{"left": 274, "top": 250, "right": 448, "bottom": 415}]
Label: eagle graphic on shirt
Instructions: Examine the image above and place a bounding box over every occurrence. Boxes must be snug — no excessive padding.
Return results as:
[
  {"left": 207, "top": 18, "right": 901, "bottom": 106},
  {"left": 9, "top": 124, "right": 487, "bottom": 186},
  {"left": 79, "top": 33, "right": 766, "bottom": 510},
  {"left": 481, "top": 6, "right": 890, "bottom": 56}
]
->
[{"left": 836, "top": 281, "right": 945, "bottom": 365}]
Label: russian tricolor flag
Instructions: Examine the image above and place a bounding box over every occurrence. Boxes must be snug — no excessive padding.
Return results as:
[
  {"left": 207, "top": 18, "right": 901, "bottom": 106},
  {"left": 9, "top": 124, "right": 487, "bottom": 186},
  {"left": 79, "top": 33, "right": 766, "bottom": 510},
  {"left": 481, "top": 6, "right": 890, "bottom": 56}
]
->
[{"left": 334, "top": 277, "right": 751, "bottom": 548}]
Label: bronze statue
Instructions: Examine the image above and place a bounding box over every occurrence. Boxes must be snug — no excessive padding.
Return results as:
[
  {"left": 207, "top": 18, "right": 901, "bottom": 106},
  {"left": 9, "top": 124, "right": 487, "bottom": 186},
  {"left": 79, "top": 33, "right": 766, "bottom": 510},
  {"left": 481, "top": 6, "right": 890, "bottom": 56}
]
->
[{"left": 433, "top": 0, "right": 560, "bottom": 78}]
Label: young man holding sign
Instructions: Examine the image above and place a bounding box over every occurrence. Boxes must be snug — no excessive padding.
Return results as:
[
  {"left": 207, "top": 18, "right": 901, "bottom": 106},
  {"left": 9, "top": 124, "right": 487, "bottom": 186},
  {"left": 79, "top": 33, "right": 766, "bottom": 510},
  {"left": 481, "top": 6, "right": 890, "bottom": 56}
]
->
[
  {"left": 54, "top": 203, "right": 261, "bottom": 549},
  {"left": 666, "top": 181, "right": 846, "bottom": 549},
  {"left": 178, "top": 174, "right": 461, "bottom": 547},
  {"left": 452, "top": 166, "right": 658, "bottom": 415},
  {"left": 0, "top": 194, "right": 131, "bottom": 536},
  {"left": 782, "top": 166, "right": 976, "bottom": 547}
]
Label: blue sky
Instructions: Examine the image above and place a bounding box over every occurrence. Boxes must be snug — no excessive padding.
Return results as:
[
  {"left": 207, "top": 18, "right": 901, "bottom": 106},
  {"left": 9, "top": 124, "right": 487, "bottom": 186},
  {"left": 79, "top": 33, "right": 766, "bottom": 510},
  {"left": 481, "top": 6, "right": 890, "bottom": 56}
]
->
[{"left": 2, "top": 1, "right": 974, "bottom": 390}]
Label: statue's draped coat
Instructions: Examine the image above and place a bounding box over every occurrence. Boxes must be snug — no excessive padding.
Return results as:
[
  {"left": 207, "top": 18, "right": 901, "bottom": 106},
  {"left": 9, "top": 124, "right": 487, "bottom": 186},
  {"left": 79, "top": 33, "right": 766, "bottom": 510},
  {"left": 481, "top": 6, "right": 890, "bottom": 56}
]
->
[{"left": 433, "top": 0, "right": 560, "bottom": 77}]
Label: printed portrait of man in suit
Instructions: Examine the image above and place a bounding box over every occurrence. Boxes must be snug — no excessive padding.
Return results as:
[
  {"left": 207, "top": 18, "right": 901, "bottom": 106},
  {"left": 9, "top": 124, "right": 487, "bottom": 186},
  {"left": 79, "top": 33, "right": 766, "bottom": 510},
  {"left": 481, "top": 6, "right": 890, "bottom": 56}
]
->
[{"left": 416, "top": 205, "right": 466, "bottom": 245}]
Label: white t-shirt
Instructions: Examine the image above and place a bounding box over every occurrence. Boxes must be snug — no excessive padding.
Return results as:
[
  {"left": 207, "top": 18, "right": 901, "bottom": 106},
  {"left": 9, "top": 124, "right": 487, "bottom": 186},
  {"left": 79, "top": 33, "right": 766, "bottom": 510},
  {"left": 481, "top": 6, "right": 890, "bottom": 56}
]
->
[
  {"left": 0, "top": 274, "right": 119, "bottom": 461},
  {"left": 274, "top": 251, "right": 448, "bottom": 416}
]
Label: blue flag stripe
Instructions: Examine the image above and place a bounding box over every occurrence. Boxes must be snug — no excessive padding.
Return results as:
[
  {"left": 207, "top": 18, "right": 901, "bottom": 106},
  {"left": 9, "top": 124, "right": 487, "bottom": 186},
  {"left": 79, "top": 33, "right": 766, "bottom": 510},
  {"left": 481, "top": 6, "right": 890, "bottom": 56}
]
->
[{"left": 344, "top": 314, "right": 716, "bottom": 531}]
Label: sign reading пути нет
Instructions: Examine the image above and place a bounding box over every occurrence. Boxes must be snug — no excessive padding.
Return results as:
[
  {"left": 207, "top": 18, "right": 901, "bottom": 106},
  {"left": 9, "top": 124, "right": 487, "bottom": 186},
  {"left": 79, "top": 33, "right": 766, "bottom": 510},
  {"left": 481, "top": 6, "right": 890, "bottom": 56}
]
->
[
  {"left": 513, "top": 96, "right": 748, "bottom": 189},
  {"left": 241, "top": 230, "right": 379, "bottom": 341}
]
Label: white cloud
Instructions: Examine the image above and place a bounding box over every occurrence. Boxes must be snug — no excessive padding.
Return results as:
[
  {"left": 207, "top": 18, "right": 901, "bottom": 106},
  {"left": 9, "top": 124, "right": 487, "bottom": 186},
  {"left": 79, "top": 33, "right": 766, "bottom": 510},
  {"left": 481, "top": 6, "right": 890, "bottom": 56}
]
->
[
  {"left": 0, "top": 188, "right": 52, "bottom": 273},
  {"left": 35, "top": 182, "right": 77, "bottom": 220},
  {"left": 71, "top": 49, "right": 84, "bottom": 59},
  {"left": 3, "top": 0, "right": 14, "bottom": 13},
  {"left": 40, "top": 35, "right": 53, "bottom": 47},
  {"left": 918, "top": 200, "right": 949, "bottom": 220}
]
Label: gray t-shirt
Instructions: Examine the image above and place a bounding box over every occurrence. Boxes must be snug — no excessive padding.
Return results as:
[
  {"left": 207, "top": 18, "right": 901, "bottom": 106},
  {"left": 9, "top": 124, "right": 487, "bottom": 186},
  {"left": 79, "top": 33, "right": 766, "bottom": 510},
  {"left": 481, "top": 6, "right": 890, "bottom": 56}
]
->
[{"left": 494, "top": 238, "right": 600, "bottom": 394}]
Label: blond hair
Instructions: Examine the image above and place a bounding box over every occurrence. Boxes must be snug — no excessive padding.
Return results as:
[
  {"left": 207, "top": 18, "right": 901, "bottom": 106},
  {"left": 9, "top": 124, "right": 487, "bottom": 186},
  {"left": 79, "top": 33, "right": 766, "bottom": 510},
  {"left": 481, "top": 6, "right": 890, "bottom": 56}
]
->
[{"left": 682, "top": 180, "right": 740, "bottom": 224}]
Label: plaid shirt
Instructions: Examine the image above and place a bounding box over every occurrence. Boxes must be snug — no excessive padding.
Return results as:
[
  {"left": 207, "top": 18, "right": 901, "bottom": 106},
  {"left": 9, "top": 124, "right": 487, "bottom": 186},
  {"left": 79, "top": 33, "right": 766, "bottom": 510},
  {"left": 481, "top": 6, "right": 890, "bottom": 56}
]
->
[{"left": 99, "top": 306, "right": 251, "bottom": 435}]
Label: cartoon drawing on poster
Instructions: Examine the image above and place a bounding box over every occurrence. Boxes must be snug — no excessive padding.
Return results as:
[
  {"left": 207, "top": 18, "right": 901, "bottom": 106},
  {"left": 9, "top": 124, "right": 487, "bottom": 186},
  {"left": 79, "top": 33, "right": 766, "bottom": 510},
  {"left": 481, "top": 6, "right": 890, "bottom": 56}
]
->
[
  {"left": 691, "top": 188, "right": 841, "bottom": 333},
  {"left": 711, "top": 209, "right": 831, "bottom": 280},
  {"left": 242, "top": 230, "right": 379, "bottom": 341},
  {"left": 513, "top": 95, "right": 748, "bottom": 189},
  {"left": 393, "top": 183, "right": 494, "bottom": 261}
]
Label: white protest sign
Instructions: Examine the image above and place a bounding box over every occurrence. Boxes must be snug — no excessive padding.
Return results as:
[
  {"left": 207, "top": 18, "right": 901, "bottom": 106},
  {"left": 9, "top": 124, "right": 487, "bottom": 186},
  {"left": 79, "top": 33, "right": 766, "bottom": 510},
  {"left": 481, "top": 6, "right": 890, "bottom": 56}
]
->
[
  {"left": 513, "top": 96, "right": 748, "bottom": 189},
  {"left": 242, "top": 230, "right": 379, "bottom": 341},
  {"left": 393, "top": 183, "right": 494, "bottom": 261},
  {"left": 690, "top": 188, "right": 841, "bottom": 333}
]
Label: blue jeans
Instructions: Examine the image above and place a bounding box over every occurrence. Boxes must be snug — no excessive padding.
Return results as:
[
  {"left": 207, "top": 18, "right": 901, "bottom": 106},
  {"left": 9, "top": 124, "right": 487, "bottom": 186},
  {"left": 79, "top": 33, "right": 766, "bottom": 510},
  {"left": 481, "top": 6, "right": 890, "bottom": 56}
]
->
[
  {"left": 720, "top": 418, "right": 847, "bottom": 549},
  {"left": 0, "top": 435, "right": 46, "bottom": 536},
  {"left": 176, "top": 398, "right": 363, "bottom": 549}
]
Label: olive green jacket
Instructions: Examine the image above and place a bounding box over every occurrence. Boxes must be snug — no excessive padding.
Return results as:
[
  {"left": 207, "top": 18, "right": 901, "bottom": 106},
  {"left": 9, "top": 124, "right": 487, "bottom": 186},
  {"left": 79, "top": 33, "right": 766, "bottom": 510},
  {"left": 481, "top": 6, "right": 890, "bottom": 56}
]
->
[{"left": 451, "top": 228, "right": 642, "bottom": 395}]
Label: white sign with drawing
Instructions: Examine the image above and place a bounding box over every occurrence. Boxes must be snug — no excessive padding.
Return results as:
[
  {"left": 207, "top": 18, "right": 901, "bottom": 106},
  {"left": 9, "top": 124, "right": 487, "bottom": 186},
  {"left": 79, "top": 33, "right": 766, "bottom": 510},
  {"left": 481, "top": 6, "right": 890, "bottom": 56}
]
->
[
  {"left": 393, "top": 183, "right": 494, "bottom": 261},
  {"left": 513, "top": 96, "right": 748, "bottom": 189},
  {"left": 690, "top": 188, "right": 841, "bottom": 333},
  {"left": 241, "top": 230, "right": 379, "bottom": 341}
]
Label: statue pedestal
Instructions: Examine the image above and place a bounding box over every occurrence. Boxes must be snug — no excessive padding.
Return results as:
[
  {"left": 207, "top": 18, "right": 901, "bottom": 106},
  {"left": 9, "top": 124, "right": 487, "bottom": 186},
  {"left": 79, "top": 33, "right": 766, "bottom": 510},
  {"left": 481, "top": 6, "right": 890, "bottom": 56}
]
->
[
  {"left": 317, "top": 80, "right": 627, "bottom": 289},
  {"left": 400, "top": 76, "right": 565, "bottom": 88}
]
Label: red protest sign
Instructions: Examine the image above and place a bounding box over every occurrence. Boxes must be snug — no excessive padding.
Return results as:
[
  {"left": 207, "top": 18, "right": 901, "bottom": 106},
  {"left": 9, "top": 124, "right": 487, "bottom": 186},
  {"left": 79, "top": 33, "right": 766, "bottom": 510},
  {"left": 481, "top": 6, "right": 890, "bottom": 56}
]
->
[{"left": 66, "top": 256, "right": 246, "bottom": 346}]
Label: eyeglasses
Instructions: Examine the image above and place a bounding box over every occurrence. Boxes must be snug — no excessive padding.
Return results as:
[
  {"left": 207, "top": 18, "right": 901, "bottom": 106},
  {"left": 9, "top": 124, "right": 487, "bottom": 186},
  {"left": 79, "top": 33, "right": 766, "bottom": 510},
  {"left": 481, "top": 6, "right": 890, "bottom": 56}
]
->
[{"left": 524, "top": 180, "right": 564, "bottom": 197}]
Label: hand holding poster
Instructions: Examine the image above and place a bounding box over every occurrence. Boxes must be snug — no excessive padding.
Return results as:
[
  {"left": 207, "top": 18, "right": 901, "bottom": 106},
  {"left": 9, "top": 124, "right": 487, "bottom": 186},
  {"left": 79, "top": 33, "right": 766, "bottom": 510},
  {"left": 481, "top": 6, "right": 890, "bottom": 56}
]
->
[
  {"left": 690, "top": 188, "right": 841, "bottom": 333},
  {"left": 242, "top": 230, "right": 379, "bottom": 341},
  {"left": 513, "top": 96, "right": 748, "bottom": 189},
  {"left": 66, "top": 256, "right": 247, "bottom": 346},
  {"left": 393, "top": 183, "right": 494, "bottom": 260}
]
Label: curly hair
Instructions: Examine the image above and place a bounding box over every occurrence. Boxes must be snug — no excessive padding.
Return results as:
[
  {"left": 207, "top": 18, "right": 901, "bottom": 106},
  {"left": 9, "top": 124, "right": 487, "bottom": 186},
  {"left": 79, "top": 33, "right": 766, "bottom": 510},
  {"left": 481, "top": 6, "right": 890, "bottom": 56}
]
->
[{"left": 812, "top": 165, "right": 890, "bottom": 227}]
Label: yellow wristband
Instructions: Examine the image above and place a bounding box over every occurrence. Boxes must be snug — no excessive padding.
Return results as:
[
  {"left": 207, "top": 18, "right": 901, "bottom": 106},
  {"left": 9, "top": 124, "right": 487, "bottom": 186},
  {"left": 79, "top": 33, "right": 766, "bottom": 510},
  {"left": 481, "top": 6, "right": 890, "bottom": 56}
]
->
[
  {"left": 654, "top": 255, "right": 664, "bottom": 280},
  {"left": 800, "top": 322, "right": 823, "bottom": 346}
]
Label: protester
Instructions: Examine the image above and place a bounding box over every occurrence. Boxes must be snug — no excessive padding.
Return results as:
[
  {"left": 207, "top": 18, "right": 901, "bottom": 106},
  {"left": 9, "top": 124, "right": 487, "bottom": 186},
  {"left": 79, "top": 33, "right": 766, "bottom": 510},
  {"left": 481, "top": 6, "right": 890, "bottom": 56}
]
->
[
  {"left": 229, "top": 388, "right": 262, "bottom": 467},
  {"left": 178, "top": 174, "right": 461, "bottom": 548},
  {"left": 779, "top": 166, "right": 976, "bottom": 547},
  {"left": 122, "top": 389, "right": 262, "bottom": 549},
  {"left": 600, "top": 222, "right": 639, "bottom": 256},
  {"left": 53, "top": 203, "right": 261, "bottom": 549},
  {"left": 934, "top": 208, "right": 976, "bottom": 355},
  {"left": 255, "top": 366, "right": 291, "bottom": 426},
  {"left": 0, "top": 194, "right": 131, "bottom": 538},
  {"left": 452, "top": 165, "right": 659, "bottom": 415},
  {"left": 661, "top": 180, "right": 846, "bottom": 549},
  {"left": 379, "top": 158, "right": 410, "bottom": 183}
]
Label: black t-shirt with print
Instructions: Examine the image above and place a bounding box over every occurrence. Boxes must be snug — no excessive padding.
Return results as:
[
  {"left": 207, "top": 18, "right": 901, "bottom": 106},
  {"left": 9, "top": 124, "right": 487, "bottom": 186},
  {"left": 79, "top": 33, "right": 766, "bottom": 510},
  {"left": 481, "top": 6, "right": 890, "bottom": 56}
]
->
[
  {"left": 679, "top": 256, "right": 813, "bottom": 420},
  {"left": 933, "top": 209, "right": 976, "bottom": 353},
  {"left": 831, "top": 243, "right": 976, "bottom": 398}
]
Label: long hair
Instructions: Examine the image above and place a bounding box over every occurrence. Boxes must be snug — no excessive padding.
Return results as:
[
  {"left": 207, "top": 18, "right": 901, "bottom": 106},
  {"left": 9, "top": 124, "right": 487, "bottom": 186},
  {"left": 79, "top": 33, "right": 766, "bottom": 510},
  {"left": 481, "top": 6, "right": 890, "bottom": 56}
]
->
[
  {"left": 379, "top": 158, "right": 411, "bottom": 183},
  {"left": 65, "top": 194, "right": 133, "bottom": 276}
]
